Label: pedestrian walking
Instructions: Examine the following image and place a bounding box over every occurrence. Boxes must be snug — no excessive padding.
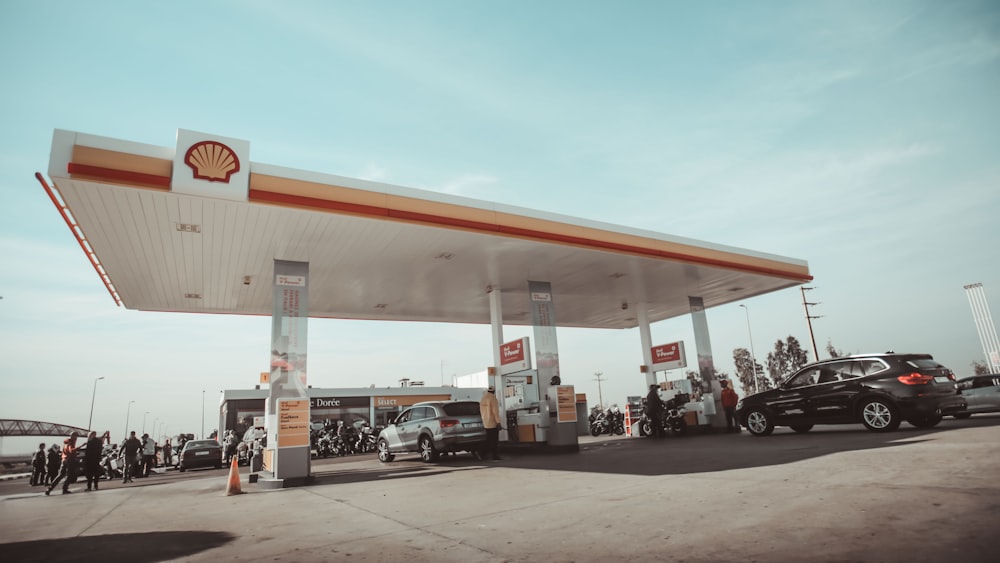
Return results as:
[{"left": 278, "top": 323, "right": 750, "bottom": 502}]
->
[
  {"left": 45, "top": 444, "right": 61, "bottom": 485},
  {"left": 479, "top": 385, "right": 502, "bottom": 461},
  {"left": 721, "top": 380, "right": 739, "bottom": 432},
  {"left": 30, "top": 443, "right": 47, "bottom": 486},
  {"left": 122, "top": 431, "right": 141, "bottom": 483},
  {"left": 45, "top": 432, "right": 80, "bottom": 495}
]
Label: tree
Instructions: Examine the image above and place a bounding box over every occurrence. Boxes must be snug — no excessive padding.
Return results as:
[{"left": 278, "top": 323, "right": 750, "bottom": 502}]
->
[
  {"left": 732, "top": 347, "right": 770, "bottom": 395},
  {"left": 971, "top": 360, "right": 990, "bottom": 375},
  {"left": 685, "top": 367, "right": 731, "bottom": 396},
  {"left": 766, "top": 336, "right": 810, "bottom": 386},
  {"left": 826, "top": 339, "right": 844, "bottom": 358}
]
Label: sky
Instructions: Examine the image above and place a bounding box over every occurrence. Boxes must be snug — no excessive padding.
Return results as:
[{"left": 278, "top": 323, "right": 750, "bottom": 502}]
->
[{"left": 1, "top": 1, "right": 998, "bottom": 454}]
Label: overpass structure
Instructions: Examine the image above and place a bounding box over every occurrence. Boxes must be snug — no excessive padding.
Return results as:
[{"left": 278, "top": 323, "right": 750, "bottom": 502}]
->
[{"left": 0, "top": 419, "right": 90, "bottom": 438}]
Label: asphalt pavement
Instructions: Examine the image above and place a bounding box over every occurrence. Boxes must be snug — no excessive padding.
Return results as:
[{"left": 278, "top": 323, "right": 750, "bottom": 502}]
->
[{"left": 1, "top": 416, "right": 998, "bottom": 562}]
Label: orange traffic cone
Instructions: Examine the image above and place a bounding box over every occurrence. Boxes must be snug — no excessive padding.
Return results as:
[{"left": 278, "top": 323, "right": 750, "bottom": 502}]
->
[{"left": 225, "top": 458, "right": 244, "bottom": 496}]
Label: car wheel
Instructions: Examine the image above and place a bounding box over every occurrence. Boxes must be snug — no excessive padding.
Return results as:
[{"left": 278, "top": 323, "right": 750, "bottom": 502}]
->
[
  {"left": 790, "top": 424, "right": 813, "bottom": 433},
  {"left": 418, "top": 436, "right": 438, "bottom": 462},
  {"left": 744, "top": 408, "right": 774, "bottom": 437},
  {"left": 907, "top": 414, "right": 942, "bottom": 428},
  {"left": 860, "top": 398, "right": 900, "bottom": 432},
  {"left": 377, "top": 439, "right": 394, "bottom": 463},
  {"left": 953, "top": 413, "right": 972, "bottom": 419}
]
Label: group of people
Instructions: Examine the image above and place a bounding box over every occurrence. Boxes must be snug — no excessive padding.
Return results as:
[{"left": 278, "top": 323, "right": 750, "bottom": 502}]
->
[{"left": 31, "top": 429, "right": 182, "bottom": 495}]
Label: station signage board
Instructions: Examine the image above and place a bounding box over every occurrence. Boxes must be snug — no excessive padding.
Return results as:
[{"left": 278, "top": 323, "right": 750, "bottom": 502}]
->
[
  {"left": 500, "top": 337, "right": 532, "bottom": 375},
  {"left": 651, "top": 341, "right": 687, "bottom": 372}
]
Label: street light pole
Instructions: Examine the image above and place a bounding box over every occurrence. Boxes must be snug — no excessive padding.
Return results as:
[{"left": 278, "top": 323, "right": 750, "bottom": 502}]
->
[
  {"left": 142, "top": 411, "right": 150, "bottom": 434},
  {"left": 87, "top": 376, "right": 105, "bottom": 431},
  {"left": 201, "top": 390, "right": 205, "bottom": 439},
  {"left": 123, "top": 400, "right": 135, "bottom": 437},
  {"left": 739, "top": 305, "right": 759, "bottom": 394},
  {"left": 593, "top": 372, "right": 606, "bottom": 411}
]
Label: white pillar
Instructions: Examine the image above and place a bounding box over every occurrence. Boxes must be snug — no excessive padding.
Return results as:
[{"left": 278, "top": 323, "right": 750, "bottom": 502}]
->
[{"left": 488, "top": 287, "right": 507, "bottom": 440}]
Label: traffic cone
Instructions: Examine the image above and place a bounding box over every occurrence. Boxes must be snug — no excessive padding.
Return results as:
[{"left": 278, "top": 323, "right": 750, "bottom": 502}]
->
[
  {"left": 624, "top": 405, "right": 633, "bottom": 437},
  {"left": 225, "top": 458, "right": 244, "bottom": 496}
]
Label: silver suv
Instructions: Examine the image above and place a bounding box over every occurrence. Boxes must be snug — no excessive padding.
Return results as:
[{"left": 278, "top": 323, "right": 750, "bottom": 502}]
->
[{"left": 377, "top": 401, "right": 485, "bottom": 462}]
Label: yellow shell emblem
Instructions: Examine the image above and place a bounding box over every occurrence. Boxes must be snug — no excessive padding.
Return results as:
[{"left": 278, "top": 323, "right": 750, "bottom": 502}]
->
[{"left": 184, "top": 141, "right": 241, "bottom": 183}]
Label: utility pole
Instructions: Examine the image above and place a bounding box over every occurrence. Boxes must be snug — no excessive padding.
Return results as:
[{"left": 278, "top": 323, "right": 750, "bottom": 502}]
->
[
  {"left": 801, "top": 286, "right": 822, "bottom": 362},
  {"left": 593, "top": 372, "right": 606, "bottom": 411},
  {"left": 738, "top": 305, "right": 759, "bottom": 394}
]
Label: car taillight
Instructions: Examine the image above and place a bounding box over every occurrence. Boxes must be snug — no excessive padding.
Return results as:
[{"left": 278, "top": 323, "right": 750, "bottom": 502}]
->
[
  {"left": 439, "top": 419, "right": 459, "bottom": 428},
  {"left": 897, "top": 373, "right": 934, "bottom": 385}
]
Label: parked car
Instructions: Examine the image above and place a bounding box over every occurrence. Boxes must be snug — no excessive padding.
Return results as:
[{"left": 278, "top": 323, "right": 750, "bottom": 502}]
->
[
  {"left": 953, "top": 374, "right": 1000, "bottom": 418},
  {"left": 178, "top": 439, "right": 223, "bottom": 471},
  {"left": 377, "top": 401, "right": 485, "bottom": 462},
  {"left": 737, "top": 353, "right": 966, "bottom": 436}
]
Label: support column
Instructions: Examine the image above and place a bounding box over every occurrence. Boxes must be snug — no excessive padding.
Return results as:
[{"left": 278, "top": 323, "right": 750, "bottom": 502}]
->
[
  {"left": 689, "top": 296, "right": 725, "bottom": 428},
  {"left": 261, "top": 260, "right": 312, "bottom": 488},
  {"left": 488, "top": 286, "right": 507, "bottom": 441},
  {"left": 529, "top": 281, "right": 577, "bottom": 448},
  {"left": 637, "top": 305, "right": 656, "bottom": 388}
]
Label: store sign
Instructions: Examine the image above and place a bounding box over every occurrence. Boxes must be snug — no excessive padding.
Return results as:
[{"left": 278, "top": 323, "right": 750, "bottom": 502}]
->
[
  {"left": 500, "top": 337, "right": 531, "bottom": 375},
  {"left": 374, "top": 394, "right": 451, "bottom": 408},
  {"left": 651, "top": 341, "right": 687, "bottom": 371}
]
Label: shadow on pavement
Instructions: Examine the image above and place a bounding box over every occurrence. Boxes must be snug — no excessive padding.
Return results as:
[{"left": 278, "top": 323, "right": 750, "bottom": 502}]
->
[{"left": 0, "top": 530, "right": 236, "bottom": 563}]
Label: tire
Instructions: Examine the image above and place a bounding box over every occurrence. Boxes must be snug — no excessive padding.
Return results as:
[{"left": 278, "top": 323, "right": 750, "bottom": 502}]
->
[
  {"left": 908, "top": 414, "right": 943, "bottom": 429},
  {"left": 590, "top": 424, "right": 602, "bottom": 437},
  {"left": 641, "top": 419, "right": 653, "bottom": 437},
  {"left": 418, "top": 436, "right": 438, "bottom": 463},
  {"left": 790, "top": 424, "right": 814, "bottom": 433},
  {"left": 744, "top": 408, "right": 775, "bottom": 437},
  {"left": 953, "top": 413, "right": 972, "bottom": 419},
  {"left": 614, "top": 425, "right": 625, "bottom": 436},
  {"left": 377, "top": 439, "right": 394, "bottom": 463},
  {"left": 669, "top": 419, "right": 687, "bottom": 436},
  {"left": 859, "top": 398, "right": 901, "bottom": 432}
]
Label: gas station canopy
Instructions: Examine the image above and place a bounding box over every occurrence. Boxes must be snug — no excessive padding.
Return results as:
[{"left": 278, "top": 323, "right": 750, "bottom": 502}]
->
[{"left": 40, "top": 129, "right": 811, "bottom": 329}]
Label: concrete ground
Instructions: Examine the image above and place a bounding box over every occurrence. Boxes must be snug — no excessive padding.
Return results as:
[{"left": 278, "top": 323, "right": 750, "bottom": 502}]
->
[{"left": 1, "top": 415, "right": 998, "bottom": 563}]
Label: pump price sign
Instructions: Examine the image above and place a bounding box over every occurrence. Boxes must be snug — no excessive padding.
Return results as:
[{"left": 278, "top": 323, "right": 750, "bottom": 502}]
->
[{"left": 277, "top": 399, "right": 310, "bottom": 448}]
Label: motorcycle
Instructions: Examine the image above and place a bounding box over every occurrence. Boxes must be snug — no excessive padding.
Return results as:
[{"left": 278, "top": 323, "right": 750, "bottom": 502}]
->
[{"left": 641, "top": 396, "right": 688, "bottom": 437}]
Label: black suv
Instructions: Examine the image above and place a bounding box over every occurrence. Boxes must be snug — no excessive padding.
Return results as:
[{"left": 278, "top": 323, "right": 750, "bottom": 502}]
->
[{"left": 737, "top": 353, "right": 966, "bottom": 436}]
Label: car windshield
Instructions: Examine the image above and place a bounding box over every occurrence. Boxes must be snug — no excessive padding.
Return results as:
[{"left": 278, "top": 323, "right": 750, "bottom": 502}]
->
[{"left": 442, "top": 402, "right": 480, "bottom": 416}]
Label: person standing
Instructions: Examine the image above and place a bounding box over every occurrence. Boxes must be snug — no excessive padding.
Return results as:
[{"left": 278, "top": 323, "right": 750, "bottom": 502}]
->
[
  {"left": 479, "top": 385, "right": 502, "bottom": 461},
  {"left": 646, "top": 384, "right": 664, "bottom": 438},
  {"left": 141, "top": 433, "right": 156, "bottom": 477},
  {"left": 30, "top": 443, "right": 47, "bottom": 486},
  {"left": 721, "top": 380, "right": 740, "bottom": 432},
  {"left": 122, "top": 431, "right": 141, "bottom": 483},
  {"left": 84, "top": 431, "right": 107, "bottom": 491},
  {"left": 45, "top": 444, "right": 61, "bottom": 485},
  {"left": 162, "top": 438, "right": 173, "bottom": 467},
  {"left": 45, "top": 432, "right": 80, "bottom": 495}
]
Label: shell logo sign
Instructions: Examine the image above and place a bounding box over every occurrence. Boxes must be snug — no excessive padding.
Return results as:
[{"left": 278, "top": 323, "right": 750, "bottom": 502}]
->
[
  {"left": 184, "top": 140, "right": 240, "bottom": 183},
  {"left": 171, "top": 129, "right": 250, "bottom": 202}
]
